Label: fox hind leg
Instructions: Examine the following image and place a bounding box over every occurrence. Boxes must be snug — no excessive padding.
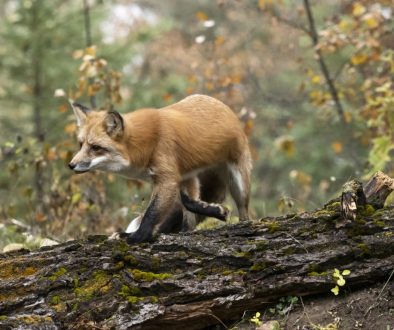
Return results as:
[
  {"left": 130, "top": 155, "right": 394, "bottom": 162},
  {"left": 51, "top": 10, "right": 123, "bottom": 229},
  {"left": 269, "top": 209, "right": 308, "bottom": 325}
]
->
[{"left": 228, "top": 154, "right": 251, "bottom": 221}]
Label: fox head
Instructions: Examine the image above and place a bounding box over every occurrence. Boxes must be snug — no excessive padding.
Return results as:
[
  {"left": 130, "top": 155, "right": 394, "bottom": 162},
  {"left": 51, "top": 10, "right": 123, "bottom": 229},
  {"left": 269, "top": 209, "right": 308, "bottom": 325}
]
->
[{"left": 68, "top": 103, "right": 130, "bottom": 174}]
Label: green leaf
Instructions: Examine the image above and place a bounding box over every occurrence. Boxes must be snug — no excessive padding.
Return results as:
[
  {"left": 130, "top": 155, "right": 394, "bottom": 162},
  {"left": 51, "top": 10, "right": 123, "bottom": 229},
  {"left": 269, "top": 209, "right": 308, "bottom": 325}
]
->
[
  {"left": 337, "top": 277, "right": 346, "bottom": 286},
  {"left": 331, "top": 286, "right": 339, "bottom": 295},
  {"left": 333, "top": 268, "right": 341, "bottom": 278},
  {"left": 71, "top": 192, "right": 81, "bottom": 204},
  {"left": 342, "top": 269, "right": 351, "bottom": 276}
]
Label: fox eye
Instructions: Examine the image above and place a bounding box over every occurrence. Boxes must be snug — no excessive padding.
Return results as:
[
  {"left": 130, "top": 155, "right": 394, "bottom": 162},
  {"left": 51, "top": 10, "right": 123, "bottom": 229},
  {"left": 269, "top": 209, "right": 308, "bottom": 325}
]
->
[{"left": 90, "top": 144, "right": 103, "bottom": 152}]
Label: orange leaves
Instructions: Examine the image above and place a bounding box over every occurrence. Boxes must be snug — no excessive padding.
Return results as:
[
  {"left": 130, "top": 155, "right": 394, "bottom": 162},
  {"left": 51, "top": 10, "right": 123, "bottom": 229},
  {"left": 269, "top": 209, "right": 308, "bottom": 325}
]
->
[
  {"left": 331, "top": 141, "right": 343, "bottom": 154},
  {"left": 258, "top": 0, "right": 274, "bottom": 10},
  {"left": 352, "top": 2, "right": 366, "bottom": 17},
  {"left": 195, "top": 11, "right": 209, "bottom": 22},
  {"left": 71, "top": 45, "right": 122, "bottom": 106},
  {"left": 275, "top": 135, "right": 295, "bottom": 157},
  {"left": 64, "top": 123, "right": 77, "bottom": 136},
  {"left": 351, "top": 53, "right": 369, "bottom": 65}
]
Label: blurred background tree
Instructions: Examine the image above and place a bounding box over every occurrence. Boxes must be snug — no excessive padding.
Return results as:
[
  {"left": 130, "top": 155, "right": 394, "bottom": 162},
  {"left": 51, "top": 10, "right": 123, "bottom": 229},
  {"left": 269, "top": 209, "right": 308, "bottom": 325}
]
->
[{"left": 0, "top": 0, "right": 392, "bottom": 249}]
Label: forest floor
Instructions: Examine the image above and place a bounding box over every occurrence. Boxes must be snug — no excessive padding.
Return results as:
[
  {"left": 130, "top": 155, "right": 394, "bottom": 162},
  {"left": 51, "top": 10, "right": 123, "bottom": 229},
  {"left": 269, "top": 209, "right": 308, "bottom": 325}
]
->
[{"left": 283, "top": 280, "right": 393, "bottom": 329}]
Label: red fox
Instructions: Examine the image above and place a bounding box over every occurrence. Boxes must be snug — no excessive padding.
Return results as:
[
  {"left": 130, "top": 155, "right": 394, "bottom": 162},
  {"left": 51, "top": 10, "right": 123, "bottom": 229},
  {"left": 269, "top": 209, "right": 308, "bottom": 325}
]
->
[{"left": 69, "top": 94, "right": 252, "bottom": 243}]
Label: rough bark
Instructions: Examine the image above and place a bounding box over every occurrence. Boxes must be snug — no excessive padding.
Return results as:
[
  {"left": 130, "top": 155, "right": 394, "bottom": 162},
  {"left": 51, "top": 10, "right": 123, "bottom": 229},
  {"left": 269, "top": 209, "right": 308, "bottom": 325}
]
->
[{"left": 0, "top": 175, "right": 393, "bottom": 330}]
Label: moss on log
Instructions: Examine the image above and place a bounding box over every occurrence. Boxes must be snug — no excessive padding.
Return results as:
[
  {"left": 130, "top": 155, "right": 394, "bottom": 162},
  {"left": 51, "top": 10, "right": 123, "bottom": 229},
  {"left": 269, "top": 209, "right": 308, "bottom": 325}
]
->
[{"left": 0, "top": 174, "right": 393, "bottom": 329}]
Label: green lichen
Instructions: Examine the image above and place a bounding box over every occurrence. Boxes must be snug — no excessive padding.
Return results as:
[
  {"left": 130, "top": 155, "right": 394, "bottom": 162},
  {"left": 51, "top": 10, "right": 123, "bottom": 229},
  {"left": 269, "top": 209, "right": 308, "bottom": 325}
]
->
[
  {"left": 119, "top": 285, "right": 142, "bottom": 297},
  {"left": 250, "top": 262, "right": 267, "bottom": 272},
  {"left": 74, "top": 270, "right": 111, "bottom": 300},
  {"left": 0, "top": 316, "right": 8, "bottom": 321},
  {"left": 234, "top": 251, "right": 252, "bottom": 258},
  {"left": 373, "top": 220, "right": 385, "bottom": 227},
  {"left": 116, "top": 241, "right": 130, "bottom": 253},
  {"left": 307, "top": 264, "right": 326, "bottom": 274},
  {"left": 307, "top": 271, "right": 328, "bottom": 276},
  {"left": 314, "top": 209, "right": 335, "bottom": 217},
  {"left": 325, "top": 201, "right": 341, "bottom": 212},
  {"left": 0, "top": 264, "right": 37, "bottom": 279},
  {"left": 260, "top": 220, "right": 281, "bottom": 233},
  {"left": 115, "top": 261, "right": 125, "bottom": 270},
  {"left": 130, "top": 269, "right": 172, "bottom": 281},
  {"left": 51, "top": 295, "right": 60, "bottom": 305},
  {"left": 356, "top": 243, "right": 371, "bottom": 256},
  {"left": 48, "top": 267, "right": 67, "bottom": 281},
  {"left": 150, "top": 296, "right": 159, "bottom": 303},
  {"left": 360, "top": 204, "right": 375, "bottom": 216},
  {"left": 118, "top": 285, "right": 144, "bottom": 305},
  {"left": 151, "top": 256, "right": 161, "bottom": 269},
  {"left": 223, "top": 269, "right": 247, "bottom": 276},
  {"left": 124, "top": 255, "right": 138, "bottom": 266}
]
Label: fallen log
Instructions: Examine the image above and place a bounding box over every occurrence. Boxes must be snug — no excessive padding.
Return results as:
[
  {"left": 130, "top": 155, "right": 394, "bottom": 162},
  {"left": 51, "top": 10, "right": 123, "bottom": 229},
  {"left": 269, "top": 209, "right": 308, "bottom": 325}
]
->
[{"left": 0, "top": 173, "right": 393, "bottom": 329}]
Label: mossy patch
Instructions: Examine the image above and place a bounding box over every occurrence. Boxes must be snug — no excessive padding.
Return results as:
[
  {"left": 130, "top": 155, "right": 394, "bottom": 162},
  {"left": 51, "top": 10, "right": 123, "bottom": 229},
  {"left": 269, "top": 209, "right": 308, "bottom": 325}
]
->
[
  {"left": 325, "top": 201, "right": 341, "bottom": 212},
  {"left": 0, "top": 316, "right": 7, "bottom": 321},
  {"left": 360, "top": 204, "right": 375, "bottom": 216},
  {"left": 234, "top": 251, "right": 252, "bottom": 258},
  {"left": 0, "top": 263, "right": 38, "bottom": 279},
  {"left": 222, "top": 269, "right": 247, "bottom": 276},
  {"left": 307, "top": 271, "right": 328, "bottom": 276},
  {"left": 373, "top": 220, "right": 385, "bottom": 227},
  {"left": 356, "top": 243, "right": 371, "bottom": 256},
  {"left": 250, "top": 262, "right": 268, "bottom": 272},
  {"left": 130, "top": 269, "right": 172, "bottom": 282},
  {"left": 48, "top": 267, "right": 67, "bottom": 281},
  {"left": 74, "top": 270, "right": 111, "bottom": 300},
  {"left": 118, "top": 285, "right": 145, "bottom": 305},
  {"left": 260, "top": 220, "right": 281, "bottom": 233},
  {"left": 123, "top": 255, "right": 138, "bottom": 266}
]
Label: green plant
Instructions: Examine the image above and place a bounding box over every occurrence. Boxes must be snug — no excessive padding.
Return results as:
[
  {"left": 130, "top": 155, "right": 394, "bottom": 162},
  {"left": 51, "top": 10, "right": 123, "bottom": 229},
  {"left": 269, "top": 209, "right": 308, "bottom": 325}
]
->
[{"left": 331, "top": 268, "right": 351, "bottom": 295}]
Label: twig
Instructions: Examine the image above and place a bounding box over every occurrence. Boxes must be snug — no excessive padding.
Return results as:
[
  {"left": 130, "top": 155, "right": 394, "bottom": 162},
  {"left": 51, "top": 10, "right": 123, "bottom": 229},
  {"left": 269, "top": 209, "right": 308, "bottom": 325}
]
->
[
  {"left": 303, "top": 0, "right": 346, "bottom": 124},
  {"left": 364, "top": 268, "right": 394, "bottom": 318}
]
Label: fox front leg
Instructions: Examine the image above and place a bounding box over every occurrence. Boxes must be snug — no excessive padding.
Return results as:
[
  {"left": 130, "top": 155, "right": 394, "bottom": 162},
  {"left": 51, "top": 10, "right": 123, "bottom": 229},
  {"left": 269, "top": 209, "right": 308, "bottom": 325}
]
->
[{"left": 126, "top": 182, "right": 179, "bottom": 244}]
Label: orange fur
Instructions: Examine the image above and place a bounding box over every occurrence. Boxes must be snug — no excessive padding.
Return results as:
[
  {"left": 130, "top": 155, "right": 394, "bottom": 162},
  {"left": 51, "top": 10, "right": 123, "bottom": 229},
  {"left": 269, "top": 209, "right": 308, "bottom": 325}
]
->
[{"left": 69, "top": 95, "right": 252, "bottom": 242}]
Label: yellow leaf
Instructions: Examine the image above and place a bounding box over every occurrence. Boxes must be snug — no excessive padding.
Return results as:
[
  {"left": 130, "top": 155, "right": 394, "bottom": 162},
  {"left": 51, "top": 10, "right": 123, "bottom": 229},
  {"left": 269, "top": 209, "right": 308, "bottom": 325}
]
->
[
  {"left": 275, "top": 136, "right": 295, "bottom": 157},
  {"left": 311, "top": 75, "right": 322, "bottom": 84},
  {"left": 58, "top": 104, "right": 68, "bottom": 113},
  {"left": 344, "top": 111, "right": 352, "bottom": 123},
  {"left": 352, "top": 2, "right": 366, "bottom": 17},
  {"left": 195, "top": 11, "right": 208, "bottom": 21},
  {"left": 215, "top": 35, "right": 225, "bottom": 46},
  {"left": 351, "top": 53, "right": 369, "bottom": 65},
  {"left": 363, "top": 13, "right": 379, "bottom": 29},
  {"left": 338, "top": 18, "right": 354, "bottom": 32},
  {"left": 331, "top": 141, "right": 343, "bottom": 154},
  {"left": 72, "top": 192, "right": 81, "bottom": 204},
  {"left": 85, "top": 46, "right": 96, "bottom": 57},
  {"left": 331, "top": 286, "right": 339, "bottom": 295},
  {"left": 64, "top": 123, "right": 77, "bottom": 135},
  {"left": 258, "top": 0, "right": 273, "bottom": 9},
  {"left": 337, "top": 277, "right": 346, "bottom": 286},
  {"left": 342, "top": 269, "right": 351, "bottom": 276}
]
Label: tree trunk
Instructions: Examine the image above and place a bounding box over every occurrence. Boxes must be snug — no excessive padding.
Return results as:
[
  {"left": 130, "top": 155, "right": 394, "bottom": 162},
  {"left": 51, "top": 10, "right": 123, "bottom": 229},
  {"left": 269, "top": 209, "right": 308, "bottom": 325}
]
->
[
  {"left": 31, "top": 0, "right": 46, "bottom": 218},
  {"left": 0, "top": 174, "right": 393, "bottom": 329}
]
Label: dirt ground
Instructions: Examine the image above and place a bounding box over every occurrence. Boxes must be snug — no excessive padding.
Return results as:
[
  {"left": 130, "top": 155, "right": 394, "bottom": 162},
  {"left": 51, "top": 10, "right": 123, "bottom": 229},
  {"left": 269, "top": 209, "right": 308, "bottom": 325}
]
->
[
  {"left": 284, "top": 280, "right": 394, "bottom": 329},
  {"left": 228, "top": 279, "right": 393, "bottom": 330}
]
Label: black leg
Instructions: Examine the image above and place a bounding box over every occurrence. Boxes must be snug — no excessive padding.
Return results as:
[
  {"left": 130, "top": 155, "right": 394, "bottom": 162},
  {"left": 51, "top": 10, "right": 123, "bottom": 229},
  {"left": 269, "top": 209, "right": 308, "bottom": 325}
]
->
[
  {"left": 180, "top": 191, "right": 229, "bottom": 221},
  {"left": 126, "top": 197, "right": 158, "bottom": 244}
]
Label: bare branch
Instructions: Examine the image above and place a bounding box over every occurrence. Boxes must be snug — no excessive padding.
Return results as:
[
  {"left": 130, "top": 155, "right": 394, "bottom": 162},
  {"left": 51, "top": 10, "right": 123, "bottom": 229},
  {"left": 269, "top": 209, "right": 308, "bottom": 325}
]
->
[{"left": 303, "top": 0, "right": 346, "bottom": 124}]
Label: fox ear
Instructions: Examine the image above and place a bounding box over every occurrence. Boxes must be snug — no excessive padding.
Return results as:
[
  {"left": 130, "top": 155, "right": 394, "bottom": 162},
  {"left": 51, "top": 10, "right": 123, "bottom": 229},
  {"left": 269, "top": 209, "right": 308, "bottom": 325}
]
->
[
  {"left": 105, "top": 111, "right": 124, "bottom": 138},
  {"left": 70, "top": 102, "right": 91, "bottom": 127}
]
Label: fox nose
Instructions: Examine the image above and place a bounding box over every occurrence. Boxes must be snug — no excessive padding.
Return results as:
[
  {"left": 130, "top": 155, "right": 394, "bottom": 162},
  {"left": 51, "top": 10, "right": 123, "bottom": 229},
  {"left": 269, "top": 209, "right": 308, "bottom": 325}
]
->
[{"left": 68, "top": 162, "right": 76, "bottom": 170}]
